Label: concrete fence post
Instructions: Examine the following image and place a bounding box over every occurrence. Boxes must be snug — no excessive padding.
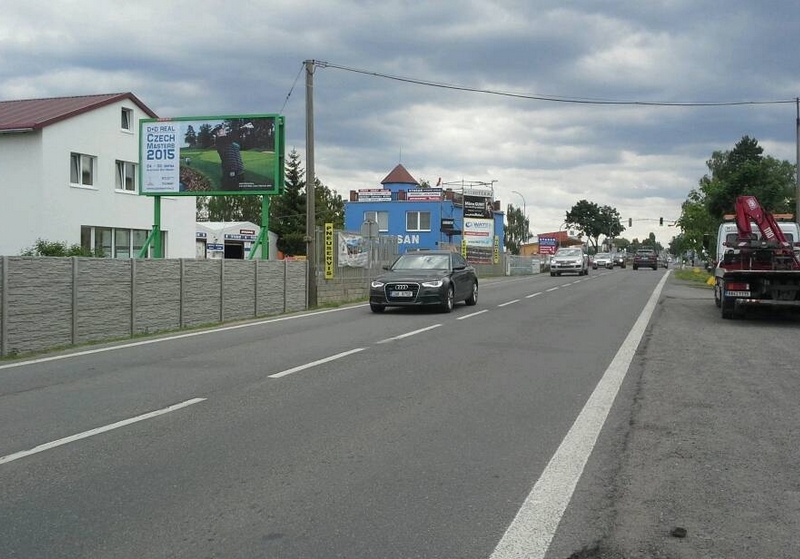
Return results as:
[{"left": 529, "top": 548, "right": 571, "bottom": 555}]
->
[
  {"left": 1, "top": 256, "right": 7, "bottom": 357},
  {"left": 72, "top": 257, "right": 78, "bottom": 346}
]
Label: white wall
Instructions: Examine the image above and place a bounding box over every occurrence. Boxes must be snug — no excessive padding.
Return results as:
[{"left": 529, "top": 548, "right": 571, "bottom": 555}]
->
[{"left": 0, "top": 99, "right": 196, "bottom": 257}]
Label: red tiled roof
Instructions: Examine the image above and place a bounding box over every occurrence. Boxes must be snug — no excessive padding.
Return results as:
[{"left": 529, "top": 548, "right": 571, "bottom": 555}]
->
[
  {"left": 381, "top": 163, "right": 419, "bottom": 186},
  {"left": 0, "top": 92, "right": 157, "bottom": 132}
]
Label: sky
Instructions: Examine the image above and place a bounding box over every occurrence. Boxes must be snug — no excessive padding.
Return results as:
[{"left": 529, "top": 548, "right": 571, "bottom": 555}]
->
[{"left": 3, "top": 0, "right": 800, "bottom": 247}]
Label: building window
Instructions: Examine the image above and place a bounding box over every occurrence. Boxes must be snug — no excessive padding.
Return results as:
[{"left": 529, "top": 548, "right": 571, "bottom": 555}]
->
[
  {"left": 116, "top": 160, "right": 137, "bottom": 192},
  {"left": 82, "top": 226, "right": 157, "bottom": 258},
  {"left": 115, "top": 229, "right": 131, "bottom": 258},
  {"left": 406, "top": 211, "right": 431, "bottom": 232},
  {"left": 121, "top": 107, "right": 133, "bottom": 131},
  {"left": 364, "top": 210, "right": 389, "bottom": 232},
  {"left": 70, "top": 153, "right": 95, "bottom": 187}
]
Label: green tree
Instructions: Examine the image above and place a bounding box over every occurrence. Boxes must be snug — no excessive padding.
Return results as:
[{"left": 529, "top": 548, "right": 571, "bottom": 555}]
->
[
  {"left": 503, "top": 203, "right": 529, "bottom": 254},
  {"left": 270, "top": 148, "right": 306, "bottom": 256},
  {"left": 702, "top": 135, "right": 795, "bottom": 219},
  {"left": 565, "top": 200, "right": 624, "bottom": 252},
  {"left": 184, "top": 125, "right": 197, "bottom": 148}
]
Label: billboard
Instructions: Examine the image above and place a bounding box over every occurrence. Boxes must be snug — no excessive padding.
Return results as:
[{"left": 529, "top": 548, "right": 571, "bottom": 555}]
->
[
  {"left": 463, "top": 194, "right": 494, "bottom": 219},
  {"left": 139, "top": 114, "right": 284, "bottom": 196}
]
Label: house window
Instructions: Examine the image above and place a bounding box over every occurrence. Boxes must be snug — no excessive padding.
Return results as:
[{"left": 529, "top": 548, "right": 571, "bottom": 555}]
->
[
  {"left": 82, "top": 226, "right": 157, "bottom": 258},
  {"left": 364, "top": 210, "right": 389, "bottom": 232},
  {"left": 115, "top": 229, "right": 131, "bottom": 258},
  {"left": 116, "top": 160, "right": 137, "bottom": 192},
  {"left": 121, "top": 107, "right": 133, "bottom": 131},
  {"left": 70, "top": 153, "right": 95, "bottom": 187},
  {"left": 406, "top": 211, "right": 431, "bottom": 232}
]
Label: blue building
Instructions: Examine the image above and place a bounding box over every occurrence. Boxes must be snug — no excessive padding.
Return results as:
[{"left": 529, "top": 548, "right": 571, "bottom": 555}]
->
[{"left": 343, "top": 164, "right": 504, "bottom": 263}]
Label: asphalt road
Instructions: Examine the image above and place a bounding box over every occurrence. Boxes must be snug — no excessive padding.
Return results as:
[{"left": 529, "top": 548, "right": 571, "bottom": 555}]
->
[{"left": 1, "top": 267, "right": 797, "bottom": 558}]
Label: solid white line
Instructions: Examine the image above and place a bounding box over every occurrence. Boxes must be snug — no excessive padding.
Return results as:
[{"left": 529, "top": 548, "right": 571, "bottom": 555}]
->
[
  {"left": 490, "top": 271, "right": 671, "bottom": 559},
  {"left": 546, "top": 287, "right": 559, "bottom": 292},
  {"left": 457, "top": 310, "right": 489, "bottom": 320},
  {"left": 498, "top": 299, "right": 520, "bottom": 307},
  {"left": 0, "top": 305, "right": 367, "bottom": 371},
  {"left": 0, "top": 398, "right": 206, "bottom": 466},
  {"left": 268, "top": 348, "right": 367, "bottom": 378},
  {"left": 526, "top": 292, "right": 542, "bottom": 299},
  {"left": 376, "top": 324, "right": 442, "bottom": 344}
]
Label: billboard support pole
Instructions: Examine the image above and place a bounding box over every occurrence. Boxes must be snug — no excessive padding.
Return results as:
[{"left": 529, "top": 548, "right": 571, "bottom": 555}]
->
[
  {"left": 154, "top": 196, "right": 163, "bottom": 258},
  {"left": 249, "top": 195, "right": 271, "bottom": 260}
]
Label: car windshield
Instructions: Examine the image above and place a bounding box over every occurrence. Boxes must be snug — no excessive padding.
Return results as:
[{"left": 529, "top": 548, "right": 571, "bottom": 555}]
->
[
  {"left": 556, "top": 248, "right": 582, "bottom": 257},
  {"left": 392, "top": 253, "right": 450, "bottom": 270},
  {"left": 596, "top": 253, "right": 610, "bottom": 259}
]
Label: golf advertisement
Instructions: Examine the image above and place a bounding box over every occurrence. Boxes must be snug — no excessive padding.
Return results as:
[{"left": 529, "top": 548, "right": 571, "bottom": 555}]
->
[{"left": 140, "top": 114, "right": 284, "bottom": 196}]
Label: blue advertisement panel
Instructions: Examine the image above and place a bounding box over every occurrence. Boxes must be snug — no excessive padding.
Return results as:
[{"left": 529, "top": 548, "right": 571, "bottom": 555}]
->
[{"left": 139, "top": 114, "right": 284, "bottom": 196}]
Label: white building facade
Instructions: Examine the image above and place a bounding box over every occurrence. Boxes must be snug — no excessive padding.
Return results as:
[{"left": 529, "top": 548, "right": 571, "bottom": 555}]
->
[{"left": 0, "top": 93, "right": 196, "bottom": 257}]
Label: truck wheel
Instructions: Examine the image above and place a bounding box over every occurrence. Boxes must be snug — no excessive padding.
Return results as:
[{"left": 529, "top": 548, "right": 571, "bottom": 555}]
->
[{"left": 721, "top": 299, "right": 736, "bottom": 319}]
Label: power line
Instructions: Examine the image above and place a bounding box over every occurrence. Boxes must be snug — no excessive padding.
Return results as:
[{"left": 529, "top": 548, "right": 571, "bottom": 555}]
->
[{"left": 316, "top": 61, "right": 795, "bottom": 107}]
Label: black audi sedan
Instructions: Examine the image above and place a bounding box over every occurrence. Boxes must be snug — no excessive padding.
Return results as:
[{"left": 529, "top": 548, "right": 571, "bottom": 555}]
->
[{"left": 369, "top": 250, "right": 478, "bottom": 313}]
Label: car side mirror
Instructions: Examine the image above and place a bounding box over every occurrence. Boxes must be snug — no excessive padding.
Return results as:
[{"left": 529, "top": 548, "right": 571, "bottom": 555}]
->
[
  {"left": 382, "top": 265, "right": 390, "bottom": 270},
  {"left": 453, "top": 264, "right": 466, "bottom": 271}
]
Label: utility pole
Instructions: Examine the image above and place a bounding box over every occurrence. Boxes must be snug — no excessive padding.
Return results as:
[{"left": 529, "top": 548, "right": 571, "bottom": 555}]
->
[{"left": 305, "top": 60, "right": 317, "bottom": 308}]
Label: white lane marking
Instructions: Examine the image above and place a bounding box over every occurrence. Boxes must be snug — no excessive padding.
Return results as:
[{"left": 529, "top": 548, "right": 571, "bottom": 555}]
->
[
  {"left": 457, "top": 310, "right": 489, "bottom": 320},
  {"left": 525, "top": 292, "right": 542, "bottom": 299},
  {"left": 0, "top": 305, "right": 368, "bottom": 371},
  {"left": 0, "top": 398, "right": 206, "bottom": 466},
  {"left": 570, "top": 281, "right": 581, "bottom": 285},
  {"left": 498, "top": 299, "right": 520, "bottom": 307},
  {"left": 490, "top": 271, "right": 671, "bottom": 559},
  {"left": 376, "top": 324, "right": 442, "bottom": 344},
  {"left": 269, "top": 348, "right": 367, "bottom": 378},
  {"left": 545, "top": 287, "right": 559, "bottom": 292}
]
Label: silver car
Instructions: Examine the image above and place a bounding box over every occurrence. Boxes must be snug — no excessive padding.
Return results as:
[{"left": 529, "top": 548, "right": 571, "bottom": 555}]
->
[
  {"left": 592, "top": 252, "right": 613, "bottom": 270},
  {"left": 550, "top": 247, "right": 589, "bottom": 276}
]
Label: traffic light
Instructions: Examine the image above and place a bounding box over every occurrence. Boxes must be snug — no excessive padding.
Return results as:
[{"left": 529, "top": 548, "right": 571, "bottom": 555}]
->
[
  {"left": 659, "top": 217, "right": 664, "bottom": 226},
  {"left": 628, "top": 218, "right": 632, "bottom": 227}
]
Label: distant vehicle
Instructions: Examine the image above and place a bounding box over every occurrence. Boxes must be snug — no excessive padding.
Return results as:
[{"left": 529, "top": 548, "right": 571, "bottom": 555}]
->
[
  {"left": 551, "top": 247, "right": 589, "bottom": 276},
  {"left": 633, "top": 248, "right": 659, "bottom": 270},
  {"left": 612, "top": 253, "right": 626, "bottom": 268},
  {"left": 369, "top": 250, "right": 478, "bottom": 313},
  {"left": 592, "top": 252, "right": 613, "bottom": 270}
]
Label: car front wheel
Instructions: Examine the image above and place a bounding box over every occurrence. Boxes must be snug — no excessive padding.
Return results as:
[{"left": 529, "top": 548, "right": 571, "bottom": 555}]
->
[
  {"left": 440, "top": 286, "right": 455, "bottom": 313},
  {"left": 465, "top": 282, "right": 478, "bottom": 306}
]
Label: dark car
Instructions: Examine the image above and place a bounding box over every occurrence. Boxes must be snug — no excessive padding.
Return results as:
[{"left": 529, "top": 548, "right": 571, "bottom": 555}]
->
[
  {"left": 632, "top": 248, "right": 659, "bottom": 270},
  {"left": 612, "top": 252, "right": 627, "bottom": 268},
  {"left": 369, "top": 250, "right": 478, "bottom": 313}
]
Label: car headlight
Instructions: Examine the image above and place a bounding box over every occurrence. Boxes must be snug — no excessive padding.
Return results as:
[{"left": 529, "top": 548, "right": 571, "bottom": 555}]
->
[
  {"left": 421, "top": 279, "right": 444, "bottom": 288},
  {"left": 371, "top": 280, "right": 385, "bottom": 288}
]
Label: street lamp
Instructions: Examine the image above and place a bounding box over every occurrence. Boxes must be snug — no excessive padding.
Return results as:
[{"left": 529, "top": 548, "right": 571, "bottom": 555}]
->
[{"left": 511, "top": 190, "right": 528, "bottom": 242}]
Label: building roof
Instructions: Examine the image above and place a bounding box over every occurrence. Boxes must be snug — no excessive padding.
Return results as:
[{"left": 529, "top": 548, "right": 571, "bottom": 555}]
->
[
  {"left": 0, "top": 92, "right": 157, "bottom": 132},
  {"left": 381, "top": 163, "right": 419, "bottom": 186}
]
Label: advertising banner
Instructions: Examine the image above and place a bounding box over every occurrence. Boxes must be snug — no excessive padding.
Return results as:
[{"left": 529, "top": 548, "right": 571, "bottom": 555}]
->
[
  {"left": 406, "top": 188, "right": 443, "bottom": 201},
  {"left": 338, "top": 231, "right": 369, "bottom": 268},
  {"left": 140, "top": 114, "right": 284, "bottom": 196},
  {"left": 539, "top": 236, "right": 558, "bottom": 255},
  {"left": 463, "top": 194, "right": 494, "bottom": 219},
  {"left": 357, "top": 189, "right": 392, "bottom": 202}
]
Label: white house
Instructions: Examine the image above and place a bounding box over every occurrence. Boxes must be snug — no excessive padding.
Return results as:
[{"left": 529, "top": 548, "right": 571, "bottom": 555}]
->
[
  {"left": 0, "top": 92, "right": 196, "bottom": 257},
  {"left": 196, "top": 221, "right": 278, "bottom": 260}
]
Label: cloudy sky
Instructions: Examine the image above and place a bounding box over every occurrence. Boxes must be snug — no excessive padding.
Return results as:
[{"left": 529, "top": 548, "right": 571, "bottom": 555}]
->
[{"left": 3, "top": 0, "right": 799, "bottom": 246}]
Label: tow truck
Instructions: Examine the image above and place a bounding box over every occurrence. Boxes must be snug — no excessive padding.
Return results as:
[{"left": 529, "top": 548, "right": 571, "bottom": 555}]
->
[{"left": 710, "top": 195, "right": 800, "bottom": 319}]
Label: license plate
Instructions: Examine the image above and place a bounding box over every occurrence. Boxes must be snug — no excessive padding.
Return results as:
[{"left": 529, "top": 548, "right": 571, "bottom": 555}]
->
[
  {"left": 390, "top": 291, "right": 413, "bottom": 297},
  {"left": 725, "top": 290, "right": 750, "bottom": 297}
]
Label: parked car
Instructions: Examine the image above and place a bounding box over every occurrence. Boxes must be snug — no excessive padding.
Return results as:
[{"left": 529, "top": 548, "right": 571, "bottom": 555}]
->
[
  {"left": 612, "top": 252, "right": 627, "bottom": 268},
  {"left": 633, "top": 248, "right": 659, "bottom": 270},
  {"left": 550, "top": 247, "right": 589, "bottom": 276},
  {"left": 592, "top": 252, "right": 613, "bottom": 270},
  {"left": 369, "top": 250, "right": 478, "bottom": 313}
]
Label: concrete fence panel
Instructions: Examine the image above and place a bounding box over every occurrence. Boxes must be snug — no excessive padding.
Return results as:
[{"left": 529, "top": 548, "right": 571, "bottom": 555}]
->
[{"left": 133, "top": 259, "right": 182, "bottom": 335}]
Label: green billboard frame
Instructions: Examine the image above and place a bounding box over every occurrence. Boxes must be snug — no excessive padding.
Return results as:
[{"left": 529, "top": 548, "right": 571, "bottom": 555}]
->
[{"left": 139, "top": 113, "right": 285, "bottom": 196}]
